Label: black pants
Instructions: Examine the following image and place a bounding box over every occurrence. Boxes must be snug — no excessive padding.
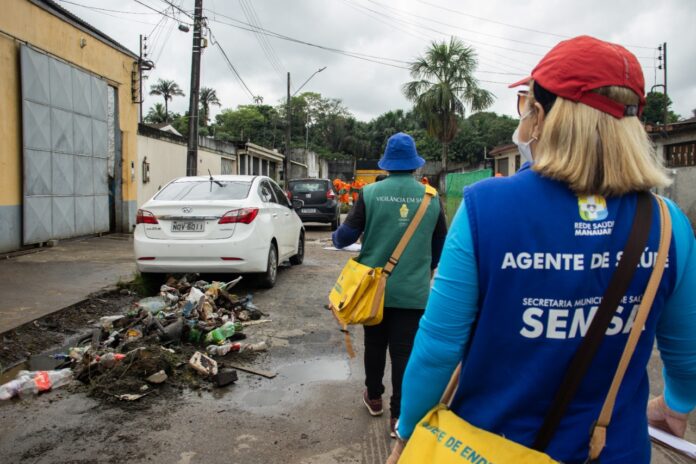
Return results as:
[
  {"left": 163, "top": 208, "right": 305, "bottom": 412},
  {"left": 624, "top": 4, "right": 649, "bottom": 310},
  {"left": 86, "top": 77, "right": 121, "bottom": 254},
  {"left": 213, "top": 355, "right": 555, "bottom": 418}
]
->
[{"left": 363, "top": 307, "right": 424, "bottom": 419}]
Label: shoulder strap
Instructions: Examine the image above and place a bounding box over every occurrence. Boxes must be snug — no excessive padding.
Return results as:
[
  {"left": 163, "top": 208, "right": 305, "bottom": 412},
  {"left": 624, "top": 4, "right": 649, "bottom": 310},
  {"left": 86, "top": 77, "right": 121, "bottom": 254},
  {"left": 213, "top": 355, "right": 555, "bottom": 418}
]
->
[
  {"left": 383, "top": 185, "right": 437, "bottom": 276},
  {"left": 532, "top": 191, "right": 653, "bottom": 451},
  {"left": 587, "top": 195, "right": 672, "bottom": 460}
]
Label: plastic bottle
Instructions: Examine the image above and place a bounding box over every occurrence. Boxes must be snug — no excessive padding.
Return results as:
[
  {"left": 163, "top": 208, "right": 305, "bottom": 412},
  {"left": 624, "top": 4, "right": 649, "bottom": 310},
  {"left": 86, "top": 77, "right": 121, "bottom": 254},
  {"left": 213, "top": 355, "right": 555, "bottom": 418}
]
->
[
  {"left": 0, "top": 378, "right": 24, "bottom": 400},
  {"left": 206, "top": 341, "right": 267, "bottom": 356},
  {"left": 2, "top": 370, "right": 73, "bottom": 399},
  {"left": 204, "top": 321, "right": 243, "bottom": 345}
]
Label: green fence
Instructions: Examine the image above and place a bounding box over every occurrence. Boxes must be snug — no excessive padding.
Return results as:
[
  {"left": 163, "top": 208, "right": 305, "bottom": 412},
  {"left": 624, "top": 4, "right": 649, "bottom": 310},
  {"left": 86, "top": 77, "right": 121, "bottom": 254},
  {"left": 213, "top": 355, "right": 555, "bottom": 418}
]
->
[{"left": 445, "top": 169, "right": 492, "bottom": 224}]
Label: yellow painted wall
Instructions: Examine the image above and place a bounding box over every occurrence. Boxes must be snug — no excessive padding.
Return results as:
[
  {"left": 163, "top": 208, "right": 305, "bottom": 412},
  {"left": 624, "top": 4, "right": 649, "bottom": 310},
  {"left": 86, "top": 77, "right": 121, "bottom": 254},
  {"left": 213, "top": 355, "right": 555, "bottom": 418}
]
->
[
  {"left": 0, "top": 0, "right": 139, "bottom": 207},
  {"left": 355, "top": 169, "right": 387, "bottom": 184}
]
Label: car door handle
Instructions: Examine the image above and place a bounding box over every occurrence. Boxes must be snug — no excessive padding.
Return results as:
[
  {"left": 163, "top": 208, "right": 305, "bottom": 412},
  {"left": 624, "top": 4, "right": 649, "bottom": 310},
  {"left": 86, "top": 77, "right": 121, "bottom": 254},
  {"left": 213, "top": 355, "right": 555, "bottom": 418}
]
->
[
  {"left": 284, "top": 212, "right": 290, "bottom": 216},
  {"left": 272, "top": 213, "right": 278, "bottom": 218}
]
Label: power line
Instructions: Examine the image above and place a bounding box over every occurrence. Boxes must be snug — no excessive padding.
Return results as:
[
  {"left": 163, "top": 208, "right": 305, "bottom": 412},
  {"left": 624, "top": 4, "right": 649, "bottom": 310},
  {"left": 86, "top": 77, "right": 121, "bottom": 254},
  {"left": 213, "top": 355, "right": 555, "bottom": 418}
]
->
[
  {"left": 345, "top": 0, "right": 543, "bottom": 59},
  {"left": 365, "top": 0, "right": 553, "bottom": 50},
  {"left": 417, "top": 0, "right": 656, "bottom": 50},
  {"left": 208, "top": 29, "right": 257, "bottom": 100},
  {"left": 159, "top": 0, "right": 193, "bottom": 19},
  {"left": 58, "top": 0, "right": 158, "bottom": 15},
  {"left": 56, "top": 0, "right": 159, "bottom": 25},
  {"left": 133, "top": 0, "right": 192, "bottom": 24},
  {"left": 206, "top": 13, "right": 412, "bottom": 69},
  {"left": 238, "top": 0, "right": 285, "bottom": 82}
]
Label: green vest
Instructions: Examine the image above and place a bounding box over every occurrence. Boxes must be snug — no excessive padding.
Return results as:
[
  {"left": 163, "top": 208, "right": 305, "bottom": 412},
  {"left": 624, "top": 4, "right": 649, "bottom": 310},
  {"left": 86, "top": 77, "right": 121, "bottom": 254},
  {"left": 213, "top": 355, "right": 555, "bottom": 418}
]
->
[{"left": 358, "top": 173, "right": 440, "bottom": 309}]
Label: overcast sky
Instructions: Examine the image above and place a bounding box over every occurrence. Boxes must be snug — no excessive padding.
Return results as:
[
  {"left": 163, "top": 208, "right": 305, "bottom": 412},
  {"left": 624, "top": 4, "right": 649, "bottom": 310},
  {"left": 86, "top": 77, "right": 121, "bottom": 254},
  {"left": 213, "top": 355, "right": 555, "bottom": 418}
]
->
[{"left": 58, "top": 0, "right": 696, "bottom": 123}]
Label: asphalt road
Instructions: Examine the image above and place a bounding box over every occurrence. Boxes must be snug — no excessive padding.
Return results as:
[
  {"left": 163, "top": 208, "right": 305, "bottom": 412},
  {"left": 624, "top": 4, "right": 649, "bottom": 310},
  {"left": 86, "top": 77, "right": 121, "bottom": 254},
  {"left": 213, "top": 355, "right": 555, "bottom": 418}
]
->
[{"left": 0, "top": 223, "right": 693, "bottom": 463}]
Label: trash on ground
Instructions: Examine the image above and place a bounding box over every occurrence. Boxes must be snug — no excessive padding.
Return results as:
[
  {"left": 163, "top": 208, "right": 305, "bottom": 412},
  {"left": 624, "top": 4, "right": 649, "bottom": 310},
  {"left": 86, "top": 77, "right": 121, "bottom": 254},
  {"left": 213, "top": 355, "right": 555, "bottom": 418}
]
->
[
  {"left": 0, "top": 275, "right": 270, "bottom": 403},
  {"left": 189, "top": 351, "right": 218, "bottom": 377},
  {"left": 0, "top": 369, "right": 73, "bottom": 400}
]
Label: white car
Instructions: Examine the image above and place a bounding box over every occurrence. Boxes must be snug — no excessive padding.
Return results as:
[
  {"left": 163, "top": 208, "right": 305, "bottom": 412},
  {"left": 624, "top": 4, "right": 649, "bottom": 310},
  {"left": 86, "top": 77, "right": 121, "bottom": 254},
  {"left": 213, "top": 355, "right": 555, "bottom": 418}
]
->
[{"left": 134, "top": 175, "right": 305, "bottom": 288}]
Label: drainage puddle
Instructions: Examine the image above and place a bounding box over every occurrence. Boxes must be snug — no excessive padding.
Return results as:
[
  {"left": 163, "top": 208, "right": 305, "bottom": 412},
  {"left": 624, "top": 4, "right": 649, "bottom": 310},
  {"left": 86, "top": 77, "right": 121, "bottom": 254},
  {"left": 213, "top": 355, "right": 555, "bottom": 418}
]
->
[{"left": 277, "top": 358, "right": 350, "bottom": 384}]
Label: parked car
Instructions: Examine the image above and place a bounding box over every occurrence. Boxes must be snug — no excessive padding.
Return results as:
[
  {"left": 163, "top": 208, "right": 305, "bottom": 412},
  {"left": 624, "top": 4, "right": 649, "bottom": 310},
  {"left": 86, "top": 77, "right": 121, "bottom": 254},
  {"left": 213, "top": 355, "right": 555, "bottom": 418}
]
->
[
  {"left": 134, "top": 175, "right": 304, "bottom": 288},
  {"left": 287, "top": 178, "right": 341, "bottom": 230}
]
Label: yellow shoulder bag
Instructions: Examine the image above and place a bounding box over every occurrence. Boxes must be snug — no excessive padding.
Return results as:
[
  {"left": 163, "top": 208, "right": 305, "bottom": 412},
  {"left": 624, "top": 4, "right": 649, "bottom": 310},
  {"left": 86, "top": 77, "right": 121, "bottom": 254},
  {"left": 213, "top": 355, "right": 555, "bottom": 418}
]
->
[
  {"left": 399, "top": 194, "right": 671, "bottom": 463},
  {"left": 328, "top": 185, "right": 437, "bottom": 357}
]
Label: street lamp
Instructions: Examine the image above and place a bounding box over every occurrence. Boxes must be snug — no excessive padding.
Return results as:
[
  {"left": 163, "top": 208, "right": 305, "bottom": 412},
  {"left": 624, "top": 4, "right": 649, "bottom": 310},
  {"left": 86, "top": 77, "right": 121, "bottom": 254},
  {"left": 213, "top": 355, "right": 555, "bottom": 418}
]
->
[{"left": 284, "top": 66, "right": 327, "bottom": 186}]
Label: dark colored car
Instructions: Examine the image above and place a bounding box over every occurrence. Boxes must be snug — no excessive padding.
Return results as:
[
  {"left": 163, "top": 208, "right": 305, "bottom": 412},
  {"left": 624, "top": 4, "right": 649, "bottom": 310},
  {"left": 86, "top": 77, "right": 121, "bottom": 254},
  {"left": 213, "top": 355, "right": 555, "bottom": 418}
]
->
[{"left": 287, "top": 178, "right": 341, "bottom": 230}]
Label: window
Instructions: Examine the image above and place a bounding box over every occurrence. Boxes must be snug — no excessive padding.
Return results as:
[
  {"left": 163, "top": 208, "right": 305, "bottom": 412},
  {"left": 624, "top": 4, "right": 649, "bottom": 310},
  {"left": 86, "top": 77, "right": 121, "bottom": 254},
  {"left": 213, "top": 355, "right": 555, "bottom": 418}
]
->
[
  {"left": 269, "top": 180, "right": 291, "bottom": 208},
  {"left": 221, "top": 158, "right": 234, "bottom": 175},
  {"left": 240, "top": 155, "right": 247, "bottom": 175},
  {"left": 515, "top": 155, "right": 521, "bottom": 171},
  {"left": 154, "top": 181, "right": 251, "bottom": 201},
  {"left": 262, "top": 159, "right": 268, "bottom": 176},
  {"left": 495, "top": 157, "right": 509, "bottom": 176},
  {"left": 288, "top": 180, "right": 327, "bottom": 192},
  {"left": 258, "top": 181, "right": 274, "bottom": 203},
  {"left": 666, "top": 142, "right": 696, "bottom": 167},
  {"left": 252, "top": 157, "right": 260, "bottom": 175}
]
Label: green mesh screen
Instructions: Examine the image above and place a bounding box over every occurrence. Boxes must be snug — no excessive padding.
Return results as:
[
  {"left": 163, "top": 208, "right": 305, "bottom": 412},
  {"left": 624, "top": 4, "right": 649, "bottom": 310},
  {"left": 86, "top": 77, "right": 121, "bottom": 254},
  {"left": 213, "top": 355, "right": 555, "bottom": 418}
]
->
[{"left": 445, "top": 169, "right": 492, "bottom": 224}]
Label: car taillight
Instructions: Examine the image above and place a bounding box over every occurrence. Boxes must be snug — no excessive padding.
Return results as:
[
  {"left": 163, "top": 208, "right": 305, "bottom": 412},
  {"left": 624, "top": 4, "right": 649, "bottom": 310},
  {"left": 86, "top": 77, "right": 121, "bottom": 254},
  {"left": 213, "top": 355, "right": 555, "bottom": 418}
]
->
[
  {"left": 327, "top": 190, "right": 336, "bottom": 200},
  {"left": 136, "top": 209, "right": 158, "bottom": 224},
  {"left": 218, "top": 208, "right": 259, "bottom": 224},
  {"left": 286, "top": 190, "right": 293, "bottom": 201}
]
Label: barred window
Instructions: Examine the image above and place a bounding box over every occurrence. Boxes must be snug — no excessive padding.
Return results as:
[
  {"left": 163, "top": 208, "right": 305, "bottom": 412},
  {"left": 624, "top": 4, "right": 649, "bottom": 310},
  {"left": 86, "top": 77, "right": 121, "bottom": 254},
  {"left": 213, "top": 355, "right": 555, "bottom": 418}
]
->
[{"left": 666, "top": 142, "right": 696, "bottom": 167}]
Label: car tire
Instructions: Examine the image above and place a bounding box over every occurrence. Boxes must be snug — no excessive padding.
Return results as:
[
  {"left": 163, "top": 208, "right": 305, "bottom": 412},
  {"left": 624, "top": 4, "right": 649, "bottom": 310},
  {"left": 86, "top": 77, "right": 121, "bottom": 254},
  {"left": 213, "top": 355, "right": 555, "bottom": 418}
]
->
[
  {"left": 259, "top": 243, "right": 278, "bottom": 288},
  {"left": 331, "top": 214, "right": 341, "bottom": 231},
  {"left": 290, "top": 231, "right": 305, "bottom": 265},
  {"left": 139, "top": 272, "right": 166, "bottom": 294}
]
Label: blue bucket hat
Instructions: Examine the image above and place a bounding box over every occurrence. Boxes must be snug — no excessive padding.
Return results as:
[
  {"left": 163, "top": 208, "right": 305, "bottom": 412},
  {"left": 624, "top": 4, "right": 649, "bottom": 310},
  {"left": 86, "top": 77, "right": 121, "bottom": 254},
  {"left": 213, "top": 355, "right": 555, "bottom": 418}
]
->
[{"left": 378, "top": 132, "right": 425, "bottom": 171}]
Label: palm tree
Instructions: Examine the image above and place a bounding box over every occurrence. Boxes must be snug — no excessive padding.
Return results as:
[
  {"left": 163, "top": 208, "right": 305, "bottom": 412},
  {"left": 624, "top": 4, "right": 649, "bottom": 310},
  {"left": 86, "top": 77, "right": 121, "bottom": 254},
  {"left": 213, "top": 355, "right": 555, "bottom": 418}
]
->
[
  {"left": 199, "top": 87, "right": 222, "bottom": 126},
  {"left": 149, "top": 79, "right": 185, "bottom": 122},
  {"left": 403, "top": 37, "right": 494, "bottom": 183},
  {"left": 144, "top": 103, "right": 169, "bottom": 124}
]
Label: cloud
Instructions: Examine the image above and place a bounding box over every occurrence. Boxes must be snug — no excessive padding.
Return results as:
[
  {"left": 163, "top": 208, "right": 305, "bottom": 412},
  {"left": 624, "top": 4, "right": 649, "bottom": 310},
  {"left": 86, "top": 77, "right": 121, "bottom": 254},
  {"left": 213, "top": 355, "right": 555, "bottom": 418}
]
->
[{"left": 59, "top": 0, "right": 696, "bottom": 120}]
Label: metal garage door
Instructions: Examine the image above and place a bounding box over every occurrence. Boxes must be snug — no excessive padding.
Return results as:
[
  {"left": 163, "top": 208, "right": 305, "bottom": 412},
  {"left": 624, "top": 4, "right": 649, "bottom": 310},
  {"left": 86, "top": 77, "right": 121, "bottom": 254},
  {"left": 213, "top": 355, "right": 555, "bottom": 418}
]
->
[{"left": 21, "top": 45, "right": 110, "bottom": 245}]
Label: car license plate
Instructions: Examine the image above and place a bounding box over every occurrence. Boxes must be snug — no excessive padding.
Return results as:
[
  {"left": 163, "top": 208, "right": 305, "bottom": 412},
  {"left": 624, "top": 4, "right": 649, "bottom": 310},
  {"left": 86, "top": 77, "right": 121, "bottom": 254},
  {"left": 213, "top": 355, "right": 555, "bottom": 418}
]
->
[
  {"left": 171, "top": 221, "right": 205, "bottom": 232},
  {"left": 301, "top": 208, "right": 317, "bottom": 213}
]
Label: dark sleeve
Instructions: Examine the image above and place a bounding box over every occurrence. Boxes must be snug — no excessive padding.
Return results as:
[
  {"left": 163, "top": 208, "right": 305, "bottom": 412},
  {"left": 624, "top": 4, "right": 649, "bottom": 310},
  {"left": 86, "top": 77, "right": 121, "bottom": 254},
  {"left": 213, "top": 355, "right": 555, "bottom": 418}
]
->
[
  {"left": 431, "top": 198, "right": 448, "bottom": 269},
  {"left": 331, "top": 192, "right": 366, "bottom": 249},
  {"left": 343, "top": 191, "right": 366, "bottom": 230}
]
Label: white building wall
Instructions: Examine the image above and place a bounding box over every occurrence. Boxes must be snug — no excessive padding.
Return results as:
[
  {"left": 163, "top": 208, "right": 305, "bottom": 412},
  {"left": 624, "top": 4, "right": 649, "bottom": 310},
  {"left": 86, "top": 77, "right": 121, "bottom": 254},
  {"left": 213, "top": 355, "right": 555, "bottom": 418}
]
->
[{"left": 136, "top": 135, "right": 236, "bottom": 207}]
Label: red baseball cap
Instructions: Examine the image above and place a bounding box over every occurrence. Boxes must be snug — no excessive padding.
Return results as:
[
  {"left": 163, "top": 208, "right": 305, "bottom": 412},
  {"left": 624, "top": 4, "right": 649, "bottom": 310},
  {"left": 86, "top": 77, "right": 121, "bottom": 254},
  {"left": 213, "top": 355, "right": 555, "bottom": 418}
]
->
[{"left": 509, "top": 35, "right": 645, "bottom": 118}]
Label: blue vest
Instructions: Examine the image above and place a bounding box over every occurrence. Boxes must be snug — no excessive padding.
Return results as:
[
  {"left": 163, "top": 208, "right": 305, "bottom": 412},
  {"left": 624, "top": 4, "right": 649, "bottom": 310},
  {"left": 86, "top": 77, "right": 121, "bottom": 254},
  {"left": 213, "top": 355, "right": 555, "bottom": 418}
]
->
[{"left": 453, "top": 165, "right": 677, "bottom": 463}]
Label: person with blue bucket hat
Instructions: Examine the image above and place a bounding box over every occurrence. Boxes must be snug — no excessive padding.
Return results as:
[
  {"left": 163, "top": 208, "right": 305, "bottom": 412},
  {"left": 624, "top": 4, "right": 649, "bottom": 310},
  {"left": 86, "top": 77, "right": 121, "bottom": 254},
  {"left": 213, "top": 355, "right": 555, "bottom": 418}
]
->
[{"left": 332, "top": 132, "right": 448, "bottom": 438}]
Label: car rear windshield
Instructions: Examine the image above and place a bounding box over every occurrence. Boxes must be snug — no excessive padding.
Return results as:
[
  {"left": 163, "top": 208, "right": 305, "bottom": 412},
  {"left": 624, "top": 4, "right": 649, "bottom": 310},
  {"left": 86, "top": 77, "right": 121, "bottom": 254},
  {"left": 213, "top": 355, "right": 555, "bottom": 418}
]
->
[
  {"left": 289, "top": 180, "right": 328, "bottom": 192},
  {"left": 154, "top": 181, "right": 252, "bottom": 201}
]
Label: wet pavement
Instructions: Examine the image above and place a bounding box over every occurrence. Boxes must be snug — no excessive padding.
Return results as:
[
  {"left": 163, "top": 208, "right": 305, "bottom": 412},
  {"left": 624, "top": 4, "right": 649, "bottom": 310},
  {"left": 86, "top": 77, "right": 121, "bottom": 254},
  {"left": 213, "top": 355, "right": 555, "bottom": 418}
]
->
[
  {"left": 0, "top": 234, "right": 135, "bottom": 333},
  {"left": 0, "top": 224, "right": 394, "bottom": 464},
  {"left": 0, "top": 223, "right": 693, "bottom": 463}
]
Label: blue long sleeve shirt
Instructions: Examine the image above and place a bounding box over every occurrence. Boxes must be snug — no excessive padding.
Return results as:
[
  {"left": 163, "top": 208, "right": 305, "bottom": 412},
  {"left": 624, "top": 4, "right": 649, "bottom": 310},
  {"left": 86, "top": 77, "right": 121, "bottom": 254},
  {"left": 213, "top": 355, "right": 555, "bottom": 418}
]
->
[{"left": 398, "top": 197, "right": 696, "bottom": 440}]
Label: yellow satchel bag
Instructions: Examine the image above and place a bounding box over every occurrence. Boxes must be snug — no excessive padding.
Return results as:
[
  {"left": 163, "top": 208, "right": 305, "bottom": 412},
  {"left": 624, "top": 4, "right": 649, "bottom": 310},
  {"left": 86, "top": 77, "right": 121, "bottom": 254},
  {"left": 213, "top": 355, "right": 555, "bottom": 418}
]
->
[
  {"left": 329, "top": 185, "right": 437, "bottom": 357},
  {"left": 399, "top": 194, "right": 671, "bottom": 464}
]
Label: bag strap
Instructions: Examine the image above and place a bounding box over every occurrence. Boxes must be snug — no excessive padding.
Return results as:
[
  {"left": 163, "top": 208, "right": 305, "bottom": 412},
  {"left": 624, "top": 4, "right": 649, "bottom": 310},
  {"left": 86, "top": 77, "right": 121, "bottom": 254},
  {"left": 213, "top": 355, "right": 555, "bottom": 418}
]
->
[
  {"left": 383, "top": 185, "right": 437, "bottom": 277},
  {"left": 587, "top": 195, "right": 672, "bottom": 460},
  {"left": 532, "top": 191, "right": 654, "bottom": 451}
]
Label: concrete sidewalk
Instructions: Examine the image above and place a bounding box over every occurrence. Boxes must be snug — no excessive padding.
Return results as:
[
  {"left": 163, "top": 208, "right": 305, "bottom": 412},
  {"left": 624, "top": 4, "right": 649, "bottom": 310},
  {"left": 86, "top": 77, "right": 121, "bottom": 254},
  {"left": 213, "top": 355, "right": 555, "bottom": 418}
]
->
[{"left": 0, "top": 234, "right": 135, "bottom": 333}]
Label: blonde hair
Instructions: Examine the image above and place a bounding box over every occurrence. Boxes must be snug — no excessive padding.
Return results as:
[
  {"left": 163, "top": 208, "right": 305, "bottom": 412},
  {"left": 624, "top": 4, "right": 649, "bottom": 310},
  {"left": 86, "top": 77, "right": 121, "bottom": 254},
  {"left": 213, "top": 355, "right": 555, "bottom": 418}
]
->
[{"left": 527, "top": 82, "right": 671, "bottom": 196}]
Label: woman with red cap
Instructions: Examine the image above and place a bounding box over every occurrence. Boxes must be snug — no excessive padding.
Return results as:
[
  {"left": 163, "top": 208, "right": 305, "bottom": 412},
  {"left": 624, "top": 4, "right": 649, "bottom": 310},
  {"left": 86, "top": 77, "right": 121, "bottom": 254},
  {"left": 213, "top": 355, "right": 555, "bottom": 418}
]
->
[{"left": 389, "top": 36, "right": 696, "bottom": 463}]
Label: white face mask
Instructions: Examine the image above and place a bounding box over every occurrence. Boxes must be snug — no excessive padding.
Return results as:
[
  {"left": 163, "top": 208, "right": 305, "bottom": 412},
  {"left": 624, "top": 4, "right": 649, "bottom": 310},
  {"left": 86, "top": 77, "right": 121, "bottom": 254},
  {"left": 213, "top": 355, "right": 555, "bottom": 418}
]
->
[{"left": 512, "top": 111, "right": 536, "bottom": 164}]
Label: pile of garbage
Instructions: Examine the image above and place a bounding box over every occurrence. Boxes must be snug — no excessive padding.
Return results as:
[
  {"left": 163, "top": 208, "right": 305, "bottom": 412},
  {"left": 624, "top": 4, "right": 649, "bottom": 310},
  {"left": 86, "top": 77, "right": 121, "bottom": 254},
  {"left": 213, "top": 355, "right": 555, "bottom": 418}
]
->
[{"left": 0, "top": 276, "right": 270, "bottom": 402}]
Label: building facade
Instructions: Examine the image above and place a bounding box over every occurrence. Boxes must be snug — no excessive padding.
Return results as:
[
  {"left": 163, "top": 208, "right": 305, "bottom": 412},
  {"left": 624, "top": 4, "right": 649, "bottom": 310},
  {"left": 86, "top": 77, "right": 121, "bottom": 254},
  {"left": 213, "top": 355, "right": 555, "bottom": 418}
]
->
[{"left": 0, "top": 0, "right": 141, "bottom": 252}]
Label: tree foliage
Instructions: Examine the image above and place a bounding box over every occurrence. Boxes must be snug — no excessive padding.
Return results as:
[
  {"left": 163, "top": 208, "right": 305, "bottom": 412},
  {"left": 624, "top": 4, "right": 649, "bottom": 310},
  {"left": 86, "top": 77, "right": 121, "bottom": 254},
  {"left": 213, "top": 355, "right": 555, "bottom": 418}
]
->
[
  {"left": 403, "top": 37, "right": 494, "bottom": 174},
  {"left": 642, "top": 91, "right": 680, "bottom": 125},
  {"left": 149, "top": 79, "right": 185, "bottom": 121},
  {"left": 144, "top": 103, "right": 170, "bottom": 124}
]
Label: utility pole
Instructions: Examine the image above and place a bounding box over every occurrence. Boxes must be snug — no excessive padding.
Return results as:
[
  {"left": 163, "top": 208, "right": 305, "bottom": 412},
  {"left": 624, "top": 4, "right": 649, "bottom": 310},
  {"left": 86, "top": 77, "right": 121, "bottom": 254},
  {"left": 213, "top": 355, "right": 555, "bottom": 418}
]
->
[
  {"left": 662, "top": 42, "right": 668, "bottom": 128},
  {"left": 139, "top": 35, "right": 144, "bottom": 123},
  {"left": 284, "top": 71, "right": 291, "bottom": 187},
  {"left": 186, "top": 0, "right": 204, "bottom": 176}
]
